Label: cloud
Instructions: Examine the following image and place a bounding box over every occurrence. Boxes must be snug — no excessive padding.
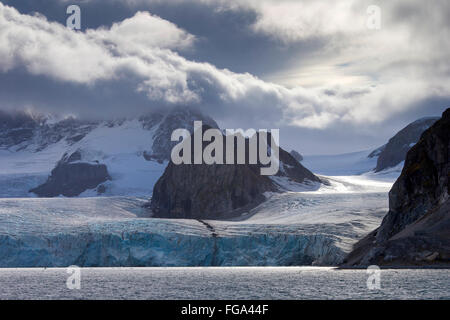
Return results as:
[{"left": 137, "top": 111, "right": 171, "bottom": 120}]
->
[
  {"left": 0, "top": 3, "right": 334, "bottom": 128},
  {"left": 0, "top": 4, "right": 201, "bottom": 103},
  {"left": 89, "top": 11, "right": 195, "bottom": 51},
  {"left": 0, "top": 0, "right": 449, "bottom": 142},
  {"left": 249, "top": 0, "right": 363, "bottom": 43}
]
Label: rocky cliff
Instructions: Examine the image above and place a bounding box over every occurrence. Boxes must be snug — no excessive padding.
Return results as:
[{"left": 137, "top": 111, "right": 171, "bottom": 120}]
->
[
  {"left": 149, "top": 108, "right": 219, "bottom": 162},
  {"left": 344, "top": 109, "right": 450, "bottom": 266},
  {"left": 150, "top": 127, "right": 321, "bottom": 219},
  {"left": 290, "top": 150, "right": 303, "bottom": 162},
  {"left": 373, "top": 117, "right": 439, "bottom": 172},
  {"left": 30, "top": 150, "right": 111, "bottom": 197}
]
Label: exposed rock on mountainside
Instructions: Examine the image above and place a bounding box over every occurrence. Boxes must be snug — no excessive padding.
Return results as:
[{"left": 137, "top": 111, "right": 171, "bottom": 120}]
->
[
  {"left": 290, "top": 150, "right": 303, "bottom": 162},
  {"left": 0, "top": 111, "right": 39, "bottom": 149},
  {"left": 150, "top": 160, "right": 278, "bottom": 219},
  {"left": 368, "top": 145, "right": 385, "bottom": 159},
  {"left": 149, "top": 108, "right": 219, "bottom": 162},
  {"left": 278, "top": 148, "right": 318, "bottom": 184},
  {"left": 2, "top": 107, "right": 220, "bottom": 197},
  {"left": 1, "top": 107, "right": 217, "bottom": 161},
  {"left": 344, "top": 109, "right": 450, "bottom": 266},
  {"left": 372, "top": 117, "right": 439, "bottom": 172},
  {"left": 150, "top": 127, "right": 321, "bottom": 219},
  {"left": 0, "top": 110, "right": 99, "bottom": 152},
  {"left": 30, "top": 151, "right": 111, "bottom": 197}
]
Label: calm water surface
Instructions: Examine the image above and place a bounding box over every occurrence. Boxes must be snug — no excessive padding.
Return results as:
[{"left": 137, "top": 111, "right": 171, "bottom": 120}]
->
[{"left": 0, "top": 267, "right": 448, "bottom": 300}]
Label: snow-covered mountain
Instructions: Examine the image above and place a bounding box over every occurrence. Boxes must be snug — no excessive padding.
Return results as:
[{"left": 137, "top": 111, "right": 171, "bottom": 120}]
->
[
  {"left": 0, "top": 107, "right": 218, "bottom": 197},
  {"left": 371, "top": 117, "right": 439, "bottom": 172},
  {"left": 1, "top": 111, "right": 437, "bottom": 200},
  {"left": 1, "top": 107, "right": 322, "bottom": 200},
  {"left": 302, "top": 116, "right": 440, "bottom": 179},
  {"left": 0, "top": 108, "right": 391, "bottom": 266},
  {"left": 302, "top": 150, "right": 378, "bottom": 176},
  {"left": 0, "top": 108, "right": 412, "bottom": 267}
]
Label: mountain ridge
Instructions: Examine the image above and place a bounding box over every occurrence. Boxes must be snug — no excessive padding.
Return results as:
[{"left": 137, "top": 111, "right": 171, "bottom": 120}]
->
[
  {"left": 371, "top": 116, "right": 439, "bottom": 172},
  {"left": 344, "top": 109, "right": 450, "bottom": 266},
  {"left": 150, "top": 127, "right": 321, "bottom": 219}
]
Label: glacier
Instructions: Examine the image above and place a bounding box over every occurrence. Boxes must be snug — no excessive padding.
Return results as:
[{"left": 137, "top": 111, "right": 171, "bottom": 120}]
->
[
  {"left": 0, "top": 109, "right": 401, "bottom": 267},
  {"left": 0, "top": 107, "right": 426, "bottom": 268},
  {"left": 0, "top": 176, "right": 392, "bottom": 267}
]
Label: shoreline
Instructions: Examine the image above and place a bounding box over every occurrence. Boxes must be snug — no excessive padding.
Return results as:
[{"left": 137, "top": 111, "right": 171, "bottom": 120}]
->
[{"left": 0, "top": 265, "right": 449, "bottom": 270}]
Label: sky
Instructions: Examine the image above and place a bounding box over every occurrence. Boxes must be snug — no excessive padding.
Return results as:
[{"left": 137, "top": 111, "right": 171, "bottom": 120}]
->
[{"left": 0, "top": 0, "right": 449, "bottom": 154}]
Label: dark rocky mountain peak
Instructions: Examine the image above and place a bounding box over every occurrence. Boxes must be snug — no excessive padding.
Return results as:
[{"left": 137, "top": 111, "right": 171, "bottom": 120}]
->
[
  {"left": 371, "top": 116, "right": 439, "bottom": 172},
  {"left": 149, "top": 107, "right": 220, "bottom": 162},
  {"left": 30, "top": 150, "right": 111, "bottom": 197},
  {"left": 290, "top": 150, "right": 303, "bottom": 162},
  {"left": 344, "top": 109, "right": 450, "bottom": 266},
  {"left": 0, "top": 110, "right": 99, "bottom": 152},
  {"left": 149, "top": 125, "right": 321, "bottom": 219}
]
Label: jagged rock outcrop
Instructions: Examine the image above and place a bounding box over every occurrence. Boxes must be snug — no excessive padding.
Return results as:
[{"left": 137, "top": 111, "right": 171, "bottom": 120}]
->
[
  {"left": 368, "top": 145, "right": 385, "bottom": 159},
  {"left": 149, "top": 107, "right": 219, "bottom": 162},
  {"left": 30, "top": 151, "right": 111, "bottom": 197},
  {"left": 373, "top": 117, "right": 439, "bottom": 172},
  {"left": 290, "top": 150, "right": 303, "bottom": 162},
  {"left": 150, "top": 126, "right": 321, "bottom": 219},
  {"left": 344, "top": 109, "right": 450, "bottom": 266},
  {"left": 1, "top": 107, "right": 215, "bottom": 161},
  {"left": 0, "top": 107, "right": 231, "bottom": 197},
  {"left": 0, "top": 110, "right": 39, "bottom": 149},
  {"left": 278, "top": 148, "right": 318, "bottom": 183},
  {"left": 0, "top": 110, "right": 99, "bottom": 152},
  {"left": 150, "top": 161, "right": 278, "bottom": 219}
]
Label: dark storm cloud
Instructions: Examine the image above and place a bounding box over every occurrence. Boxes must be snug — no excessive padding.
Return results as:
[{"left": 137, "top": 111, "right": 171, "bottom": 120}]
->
[
  {"left": 128, "top": 1, "right": 325, "bottom": 77},
  {"left": 0, "top": 69, "right": 164, "bottom": 120},
  {"left": 3, "top": 0, "right": 324, "bottom": 77},
  {"left": 0, "top": 0, "right": 449, "bottom": 154}
]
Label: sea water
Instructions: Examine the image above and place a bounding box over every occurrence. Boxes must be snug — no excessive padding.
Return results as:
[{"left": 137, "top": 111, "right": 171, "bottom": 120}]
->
[{"left": 0, "top": 267, "right": 448, "bottom": 300}]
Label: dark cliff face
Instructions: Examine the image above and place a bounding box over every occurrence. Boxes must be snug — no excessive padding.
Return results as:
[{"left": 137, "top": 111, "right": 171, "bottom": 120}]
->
[
  {"left": 150, "top": 162, "right": 277, "bottom": 219},
  {"left": 30, "top": 151, "right": 111, "bottom": 197},
  {"left": 149, "top": 107, "right": 219, "bottom": 162},
  {"left": 279, "top": 148, "right": 318, "bottom": 183},
  {"left": 0, "top": 110, "right": 99, "bottom": 152},
  {"left": 344, "top": 109, "right": 450, "bottom": 266},
  {"left": 150, "top": 126, "right": 320, "bottom": 219},
  {"left": 374, "top": 117, "right": 439, "bottom": 172},
  {"left": 290, "top": 150, "right": 303, "bottom": 162},
  {"left": 0, "top": 111, "right": 39, "bottom": 148}
]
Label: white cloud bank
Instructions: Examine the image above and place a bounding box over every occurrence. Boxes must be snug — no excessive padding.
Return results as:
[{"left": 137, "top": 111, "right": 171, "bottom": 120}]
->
[{"left": 0, "top": 1, "right": 449, "bottom": 130}]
